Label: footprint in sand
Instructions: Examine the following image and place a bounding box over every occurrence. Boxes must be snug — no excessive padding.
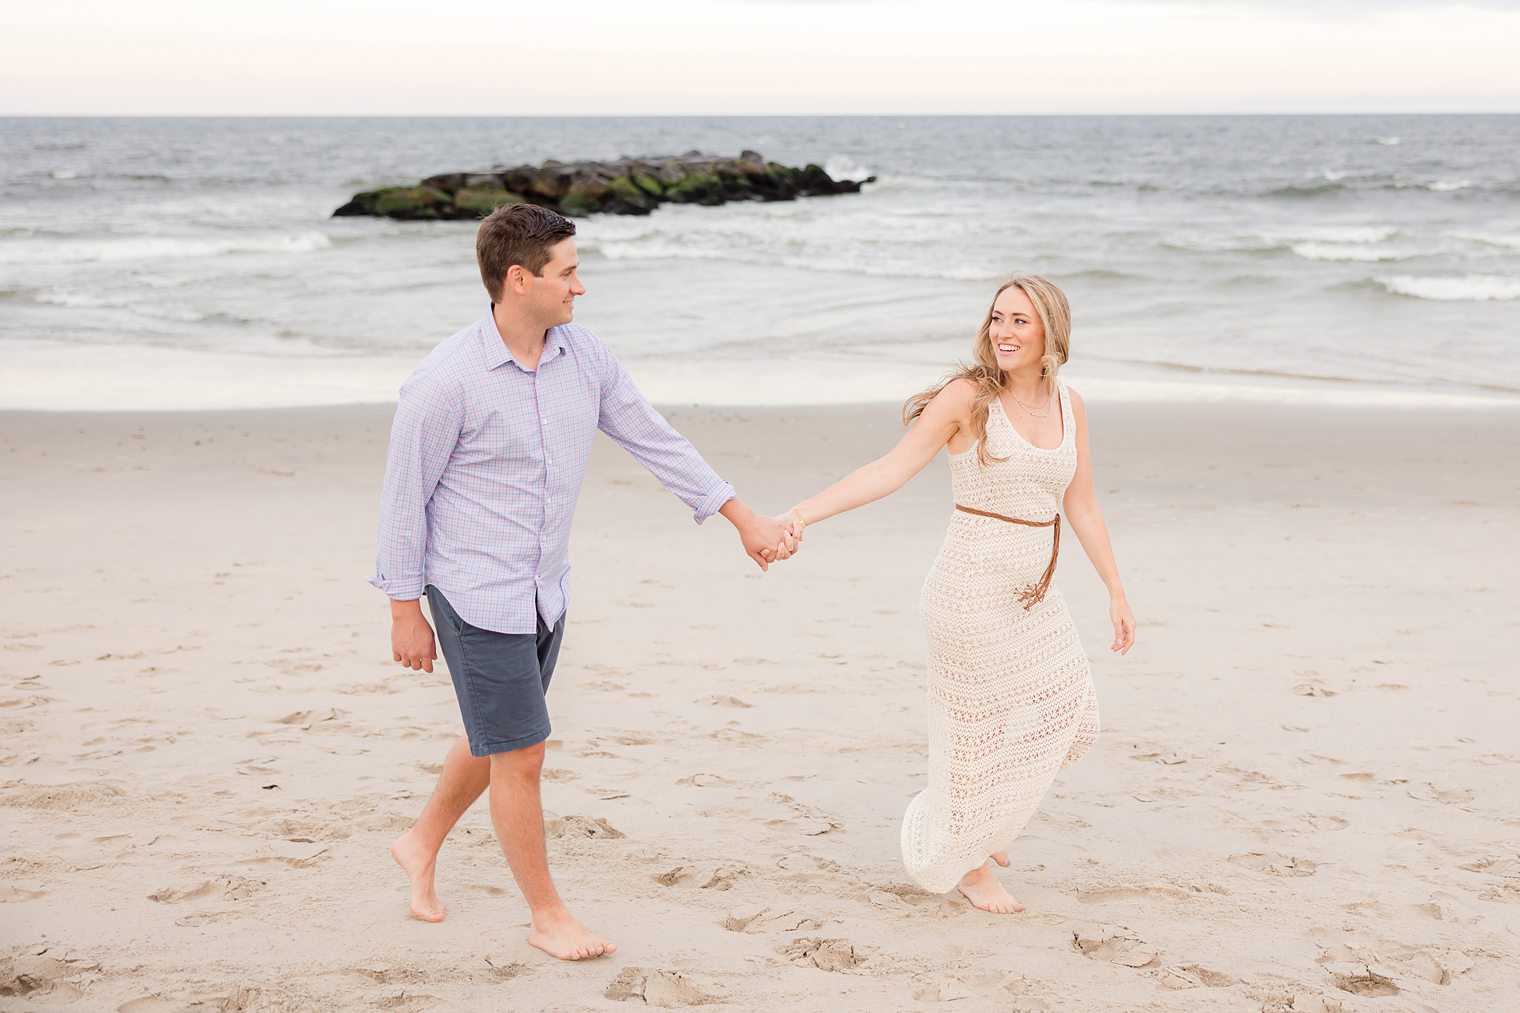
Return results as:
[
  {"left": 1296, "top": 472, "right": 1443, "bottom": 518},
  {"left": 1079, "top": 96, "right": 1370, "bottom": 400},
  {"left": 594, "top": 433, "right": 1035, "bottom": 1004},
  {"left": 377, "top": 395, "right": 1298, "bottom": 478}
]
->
[
  {"left": 699, "top": 695, "right": 753, "bottom": 708},
  {"left": 0, "top": 781, "right": 125, "bottom": 811},
  {"left": 1156, "top": 964, "right": 1234, "bottom": 990},
  {"left": 782, "top": 937, "right": 866, "bottom": 972},
  {"left": 1395, "top": 947, "right": 1475, "bottom": 985},
  {"left": 484, "top": 957, "right": 526, "bottom": 979},
  {"left": 119, "top": 996, "right": 195, "bottom": 1012},
  {"left": 3, "top": 885, "right": 46, "bottom": 901},
  {"left": 1321, "top": 963, "right": 1400, "bottom": 997},
  {"left": 605, "top": 966, "right": 720, "bottom": 1006},
  {"left": 0, "top": 949, "right": 98, "bottom": 1001},
  {"left": 174, "top": 910, "right": 239, "bottom": 927},
  {"left": 1229, "top": 852, "right": 1317, "bottom": 877},
  {"left": 246, "top": 840, "right": 331, "bottom": 868},
  {"left": 1302, "top": 813, "right": 1350, "bottom": 831},
  {"left": 545, "top": 815, "right": 625, "bottom": 840},
  {"left": 1075, "top": 883, "right": 1207, "bottom": 904},
  {"left": 1406, "top": 782, "right": 1475, "bottom": 806},
  {"left": 1130, "top": 748, "right": 1188, "bottom": 765},
  {"left": 1070, "top": 925, "right": 1160, "bottom": 968},
  {"left": 767, "top": 792, "right": 842, "bottom": 837},
  {"left": 655, "top": 862, "right": 750, "bottom": 891},
  {"left": 1458, "top": 854, "right": 1520, "bottom": 903},
  {"left": 148, "top": 875, "right": 264, "bottom": 904},
  {"left": 1260, "top": 995, "right": 1345, "bottom": 1013},
  {"left": 723, "top": 906, "right": 823, "bottom": 933},
  {"left": 675, "top": 773, "right": 739, "bottom": 788},
  {"left": 373, "top": 993, "right": 444, "bottom": 1011},
  {"left": 1293, "top": 683, "right": 1339, "bottom": 697},
  {"left": 348, "top": 965, "right": 431, "bottom": 985},
  {"left": 273, "top": 708, "right": 346, "bottom": 729}
]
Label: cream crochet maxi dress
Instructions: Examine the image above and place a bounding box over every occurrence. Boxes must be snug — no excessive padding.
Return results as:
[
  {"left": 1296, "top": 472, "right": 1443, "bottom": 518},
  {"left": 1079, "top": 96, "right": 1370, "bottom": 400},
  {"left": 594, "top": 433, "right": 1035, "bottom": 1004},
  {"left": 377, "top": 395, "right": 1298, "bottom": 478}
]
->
[{"left": 901, "top": 380, "right": 1100, "bottom": 893}]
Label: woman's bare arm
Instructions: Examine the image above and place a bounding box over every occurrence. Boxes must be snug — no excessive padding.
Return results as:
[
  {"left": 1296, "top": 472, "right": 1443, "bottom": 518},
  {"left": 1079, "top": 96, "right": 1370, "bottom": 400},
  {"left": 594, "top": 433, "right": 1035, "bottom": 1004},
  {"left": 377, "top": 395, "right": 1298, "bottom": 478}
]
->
[
  {"left": 789, "top": 379, "right": 975, "bottom": 527},
  {"left": 1061, "top": 387, "right": 1135, "bottom": 653}
]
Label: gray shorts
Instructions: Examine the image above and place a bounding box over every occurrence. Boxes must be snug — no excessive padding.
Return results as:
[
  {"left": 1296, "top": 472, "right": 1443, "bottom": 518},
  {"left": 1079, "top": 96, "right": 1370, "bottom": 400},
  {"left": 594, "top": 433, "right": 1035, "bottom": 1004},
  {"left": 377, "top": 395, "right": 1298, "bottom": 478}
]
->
[{"left": 425, "top": 585, "right": 564, "bottom": 757}]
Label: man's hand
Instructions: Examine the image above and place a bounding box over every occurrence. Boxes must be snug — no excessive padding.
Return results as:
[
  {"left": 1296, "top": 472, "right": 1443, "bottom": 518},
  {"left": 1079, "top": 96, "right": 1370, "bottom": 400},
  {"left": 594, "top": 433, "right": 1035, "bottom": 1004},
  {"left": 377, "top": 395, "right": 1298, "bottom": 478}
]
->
[
  {"left": 719, "top": 499, "right": 799, "bottom": 571},
  {"left": 391, "top": 599, "right": 438, "bottom": 672},
  {"left": 766, "top": 513, "right": 805, "bottom": 564}
]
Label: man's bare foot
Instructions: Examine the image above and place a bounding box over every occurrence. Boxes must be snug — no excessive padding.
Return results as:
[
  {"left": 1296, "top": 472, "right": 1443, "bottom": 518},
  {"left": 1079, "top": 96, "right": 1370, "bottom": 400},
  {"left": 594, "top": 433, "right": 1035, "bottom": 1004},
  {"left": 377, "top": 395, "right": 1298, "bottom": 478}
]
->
[
  {"left": 390, "top": 831, "right": 445, "bottom": 922},
  {"left": 529, "top": 907, "right": 618, "bottom": 961},
  {"left": 956, "top": 860, "right": 1024, "bottom": 914},
  {"left": 991, "top": 850, "right": 1011, "bottom": 868}
]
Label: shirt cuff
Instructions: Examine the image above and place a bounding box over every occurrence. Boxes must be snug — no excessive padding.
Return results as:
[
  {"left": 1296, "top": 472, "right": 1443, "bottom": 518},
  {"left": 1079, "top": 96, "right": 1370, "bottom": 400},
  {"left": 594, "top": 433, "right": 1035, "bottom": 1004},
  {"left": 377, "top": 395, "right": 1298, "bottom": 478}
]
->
[
  {"left": 369, "top": 573, "right": 425, "bottom": 599},
  {"left": 692, "top": 481, "right": 736, "bottom": 525}
]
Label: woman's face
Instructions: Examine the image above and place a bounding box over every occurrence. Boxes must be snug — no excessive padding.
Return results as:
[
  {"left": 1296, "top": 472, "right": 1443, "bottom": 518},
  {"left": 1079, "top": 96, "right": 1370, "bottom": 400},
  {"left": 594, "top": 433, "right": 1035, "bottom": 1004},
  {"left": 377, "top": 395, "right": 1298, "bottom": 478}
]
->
[{"left": 988, "top": 286, "right": 1045, "bottom": 374}]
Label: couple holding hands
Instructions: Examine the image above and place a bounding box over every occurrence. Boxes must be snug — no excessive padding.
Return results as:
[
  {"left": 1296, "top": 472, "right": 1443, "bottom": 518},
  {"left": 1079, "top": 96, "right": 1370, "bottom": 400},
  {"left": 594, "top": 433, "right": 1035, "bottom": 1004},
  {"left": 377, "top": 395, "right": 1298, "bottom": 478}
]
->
[{"left": 371, "top": 203, "right": 1134, "bottom": 961}]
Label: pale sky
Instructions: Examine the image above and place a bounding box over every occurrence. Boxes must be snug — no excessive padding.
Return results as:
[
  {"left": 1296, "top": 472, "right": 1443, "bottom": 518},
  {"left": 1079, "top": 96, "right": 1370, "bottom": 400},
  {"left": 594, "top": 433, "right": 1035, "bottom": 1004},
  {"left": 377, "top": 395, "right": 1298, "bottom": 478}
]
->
[{"left": 3, "top": 0, "right": 1517, "bottom": 115}]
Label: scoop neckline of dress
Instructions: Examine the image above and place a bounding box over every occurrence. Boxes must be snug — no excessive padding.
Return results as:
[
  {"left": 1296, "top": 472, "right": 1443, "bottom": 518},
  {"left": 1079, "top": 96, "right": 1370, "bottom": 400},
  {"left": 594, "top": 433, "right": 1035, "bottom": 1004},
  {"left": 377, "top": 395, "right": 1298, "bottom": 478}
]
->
[{"left": 992, "top": 385, "right": 1066, "bottom": 452}]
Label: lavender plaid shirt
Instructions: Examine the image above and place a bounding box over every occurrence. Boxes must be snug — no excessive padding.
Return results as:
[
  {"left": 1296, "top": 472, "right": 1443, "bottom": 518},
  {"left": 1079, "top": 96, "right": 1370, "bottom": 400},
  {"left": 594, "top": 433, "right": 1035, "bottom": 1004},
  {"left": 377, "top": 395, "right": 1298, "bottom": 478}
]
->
[{"left": 369, "top": 311, "right": 735, "bottom": 633}]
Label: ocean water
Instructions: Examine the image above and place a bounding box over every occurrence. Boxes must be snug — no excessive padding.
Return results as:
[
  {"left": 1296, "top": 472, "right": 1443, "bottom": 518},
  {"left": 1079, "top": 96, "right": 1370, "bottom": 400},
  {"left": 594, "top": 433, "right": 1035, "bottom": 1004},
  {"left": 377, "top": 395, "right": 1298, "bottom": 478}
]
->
[{"left": 2, "top": 115, "right": 1518, "bottom": 410}]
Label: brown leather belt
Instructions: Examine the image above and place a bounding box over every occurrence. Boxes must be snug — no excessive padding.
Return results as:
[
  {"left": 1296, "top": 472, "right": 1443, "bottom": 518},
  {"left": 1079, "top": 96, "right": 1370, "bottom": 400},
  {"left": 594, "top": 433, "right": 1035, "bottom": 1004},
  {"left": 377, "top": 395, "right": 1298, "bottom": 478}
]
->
[{"left": 954, "top": 504, "right": 1060, "bottom": 610}]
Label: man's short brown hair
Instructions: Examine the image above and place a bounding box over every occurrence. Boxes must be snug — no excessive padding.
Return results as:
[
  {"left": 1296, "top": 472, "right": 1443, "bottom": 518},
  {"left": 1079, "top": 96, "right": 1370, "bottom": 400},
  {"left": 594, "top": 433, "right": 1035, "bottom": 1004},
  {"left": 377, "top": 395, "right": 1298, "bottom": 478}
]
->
[{"left": 476, "top": 204, "right": 576, "bottom": 301}]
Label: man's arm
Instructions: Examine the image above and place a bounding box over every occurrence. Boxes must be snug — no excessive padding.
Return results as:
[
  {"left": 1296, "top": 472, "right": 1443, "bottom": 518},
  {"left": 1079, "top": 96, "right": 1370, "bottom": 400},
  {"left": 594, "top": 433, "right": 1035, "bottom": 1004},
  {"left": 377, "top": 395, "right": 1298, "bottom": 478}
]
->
[
  {"left": 370, "top": 374, "right": 463, "bottom": 671},
  {"left": 594, "top": 347, "right": 793, "bottom": 570}
]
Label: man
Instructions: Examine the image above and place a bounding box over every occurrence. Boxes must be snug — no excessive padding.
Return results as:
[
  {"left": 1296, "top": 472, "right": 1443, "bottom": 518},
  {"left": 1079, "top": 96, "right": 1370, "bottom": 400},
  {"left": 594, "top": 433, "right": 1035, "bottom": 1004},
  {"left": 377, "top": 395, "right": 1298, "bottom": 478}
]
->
[{"left": 370, "top": 203, "right": 796, "bottom": 961}]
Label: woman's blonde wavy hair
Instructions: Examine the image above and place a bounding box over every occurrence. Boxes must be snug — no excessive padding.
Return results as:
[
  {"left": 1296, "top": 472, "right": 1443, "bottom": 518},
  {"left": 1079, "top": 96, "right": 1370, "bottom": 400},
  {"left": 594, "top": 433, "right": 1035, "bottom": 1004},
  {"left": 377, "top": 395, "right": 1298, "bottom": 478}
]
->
[{"left": 902, "top": 273, "right": 1071, "bottom": 468}]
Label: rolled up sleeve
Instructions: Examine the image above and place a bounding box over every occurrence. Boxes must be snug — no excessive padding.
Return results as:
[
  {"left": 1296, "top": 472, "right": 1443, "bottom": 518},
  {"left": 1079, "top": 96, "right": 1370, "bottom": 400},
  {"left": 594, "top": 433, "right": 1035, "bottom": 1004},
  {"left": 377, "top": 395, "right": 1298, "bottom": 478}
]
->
[{"left": 369, "top": 373, "right": 463, "bottom": 599}]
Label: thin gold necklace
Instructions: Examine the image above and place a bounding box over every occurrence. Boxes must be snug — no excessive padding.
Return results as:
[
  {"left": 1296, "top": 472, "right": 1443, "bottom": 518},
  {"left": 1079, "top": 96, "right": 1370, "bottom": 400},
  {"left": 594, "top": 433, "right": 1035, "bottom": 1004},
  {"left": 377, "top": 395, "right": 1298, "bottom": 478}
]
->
[{"left": 1008, "top": 386, "right": 1052, "bottom": 418}]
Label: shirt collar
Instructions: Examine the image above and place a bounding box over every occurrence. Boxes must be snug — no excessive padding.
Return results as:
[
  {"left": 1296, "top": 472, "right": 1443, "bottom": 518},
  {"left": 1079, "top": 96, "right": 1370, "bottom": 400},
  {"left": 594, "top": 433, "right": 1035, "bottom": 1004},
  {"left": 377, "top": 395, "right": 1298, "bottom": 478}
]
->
[{"left": 480, "top": 306, "right": 570, "bottom": 372}]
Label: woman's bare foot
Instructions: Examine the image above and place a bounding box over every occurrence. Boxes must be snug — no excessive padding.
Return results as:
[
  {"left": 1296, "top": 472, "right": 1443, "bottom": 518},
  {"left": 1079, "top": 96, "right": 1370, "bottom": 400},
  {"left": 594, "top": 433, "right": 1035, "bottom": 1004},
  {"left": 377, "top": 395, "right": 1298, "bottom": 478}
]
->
[
  {"left": 991, "top": 850, "right": 1011, "bottom": 868},
  {"left": 529, "top": 907, "right": 618, "bottom": 960},
  {"left": 956, "top": 860, "right": 1024, "bottom": 914},
  {"left": 390, "top": 831, "right": 446, "bottom": 922}
]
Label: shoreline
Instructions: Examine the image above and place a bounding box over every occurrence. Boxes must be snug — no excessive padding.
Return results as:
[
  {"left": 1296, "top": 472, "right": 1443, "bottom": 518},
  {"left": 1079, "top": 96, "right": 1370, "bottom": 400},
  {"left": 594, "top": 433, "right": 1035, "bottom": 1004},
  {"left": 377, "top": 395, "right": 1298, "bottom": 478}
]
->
[{"left": 3, "top": 336, "right": 1519, "bottom": 414}]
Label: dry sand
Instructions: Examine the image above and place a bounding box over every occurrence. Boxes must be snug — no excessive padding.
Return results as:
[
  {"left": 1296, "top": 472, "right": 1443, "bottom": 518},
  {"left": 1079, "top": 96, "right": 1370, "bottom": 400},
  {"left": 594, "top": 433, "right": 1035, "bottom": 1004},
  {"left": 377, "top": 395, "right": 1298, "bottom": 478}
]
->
[{"left": 2, "top": 399, "right": 1518, "bottom": 1011}]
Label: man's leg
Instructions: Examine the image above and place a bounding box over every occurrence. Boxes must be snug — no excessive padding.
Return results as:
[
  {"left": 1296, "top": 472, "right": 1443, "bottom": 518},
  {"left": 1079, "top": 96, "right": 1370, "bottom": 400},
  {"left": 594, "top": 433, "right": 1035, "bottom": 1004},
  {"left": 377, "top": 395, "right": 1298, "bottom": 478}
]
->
[
  {"left": 391, "top": 734, "right": 488, "bottom": 922},
  {"left": 489, "top": 742, "right": 616, "bottom": 960}
]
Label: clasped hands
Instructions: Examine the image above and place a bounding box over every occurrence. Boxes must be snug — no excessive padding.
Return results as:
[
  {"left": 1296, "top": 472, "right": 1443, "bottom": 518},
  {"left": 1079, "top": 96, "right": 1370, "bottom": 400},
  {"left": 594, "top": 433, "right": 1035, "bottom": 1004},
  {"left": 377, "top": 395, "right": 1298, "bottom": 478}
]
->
[{"left": 737, "top": 507, "right": 806, "bottom": 572}]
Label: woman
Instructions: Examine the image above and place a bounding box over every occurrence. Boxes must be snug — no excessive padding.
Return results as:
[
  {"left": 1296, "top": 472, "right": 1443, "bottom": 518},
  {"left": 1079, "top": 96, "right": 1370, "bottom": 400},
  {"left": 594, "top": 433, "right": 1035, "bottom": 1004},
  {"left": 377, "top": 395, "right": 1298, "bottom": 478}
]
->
[{"left": 779, "top": 274, "right": 1134, "bottom": 913}]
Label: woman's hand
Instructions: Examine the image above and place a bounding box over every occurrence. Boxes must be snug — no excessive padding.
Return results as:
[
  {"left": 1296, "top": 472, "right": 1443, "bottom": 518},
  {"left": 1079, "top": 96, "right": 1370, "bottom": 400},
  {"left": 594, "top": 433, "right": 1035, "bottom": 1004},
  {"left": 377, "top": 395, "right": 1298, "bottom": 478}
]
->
[
  {"left": 1109, "top": 595, "right": 1135, "bottom": 655},
  {"left": 759, "top": 510, "right": 806, "bottom": 564}
]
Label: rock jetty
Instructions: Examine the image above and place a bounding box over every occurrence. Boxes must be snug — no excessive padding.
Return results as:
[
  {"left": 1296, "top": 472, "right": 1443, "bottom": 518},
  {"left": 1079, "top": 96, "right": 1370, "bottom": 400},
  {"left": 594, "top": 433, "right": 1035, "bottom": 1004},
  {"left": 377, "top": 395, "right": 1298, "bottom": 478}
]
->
[{"left": 332, "top": 150, "right": 873, "bottom": 220}]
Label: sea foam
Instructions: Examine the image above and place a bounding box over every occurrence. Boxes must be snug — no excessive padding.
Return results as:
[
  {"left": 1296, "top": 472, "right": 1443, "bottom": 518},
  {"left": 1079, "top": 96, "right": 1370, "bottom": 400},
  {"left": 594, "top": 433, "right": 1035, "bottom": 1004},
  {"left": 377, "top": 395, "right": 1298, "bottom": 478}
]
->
[
  {"left": 0, "top": 232, "right": 333, "bottom": 265},
  {"left": 1292, "top": 242, "right": 1409, "bottom": 263},
  {"left": 1377, "top": 274, "right": 1520, "bottom": 302}
]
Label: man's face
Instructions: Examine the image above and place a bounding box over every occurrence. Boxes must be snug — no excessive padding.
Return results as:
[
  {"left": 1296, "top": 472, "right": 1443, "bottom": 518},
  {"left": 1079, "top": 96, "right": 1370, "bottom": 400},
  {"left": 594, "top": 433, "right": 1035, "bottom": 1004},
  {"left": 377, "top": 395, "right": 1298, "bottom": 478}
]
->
[{"left": 528, "top": 238, "right": 585, "bottom": 326}]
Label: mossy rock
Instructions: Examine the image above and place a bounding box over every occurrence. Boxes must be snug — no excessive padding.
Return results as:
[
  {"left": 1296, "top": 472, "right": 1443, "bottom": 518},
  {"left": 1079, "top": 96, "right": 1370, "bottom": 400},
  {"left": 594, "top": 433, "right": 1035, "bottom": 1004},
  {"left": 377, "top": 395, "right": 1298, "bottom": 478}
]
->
[
  {"left": 453, "top": 186, "right": 524, "bottom": 215},
  {"left": 529, "top": 168, "right": 572, "bottom": 200},
  {"left": 422, "top": 173, "right": 467, "bottom": 192},
  {"left": 630, "top": 170, "right": 664, "bottom": 196},
  {"left": 653, "top": 161, "right": 690, "bottom": 186},
  {"left": 606, "top": 176, "right": 658, "bottom": 213},
  {"left": 374, "top": 186, "right": 451, "bottom": 218},
  {"left": 798, "top": 163, "right": 833, "bottom": 191},
  {"left": 559, "top": 175, "right": 613, "bottom": 217},
  {"left": 664, "top": 170, "right": 723, "bottom": 203}
]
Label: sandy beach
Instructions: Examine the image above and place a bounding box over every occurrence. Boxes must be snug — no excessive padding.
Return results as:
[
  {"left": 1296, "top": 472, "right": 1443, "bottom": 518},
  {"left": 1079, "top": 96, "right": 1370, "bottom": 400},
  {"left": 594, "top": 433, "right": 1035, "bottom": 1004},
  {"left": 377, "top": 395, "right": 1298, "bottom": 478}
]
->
[{"left": 2, "top": 398, "right": 1518, "bottom": 1011}]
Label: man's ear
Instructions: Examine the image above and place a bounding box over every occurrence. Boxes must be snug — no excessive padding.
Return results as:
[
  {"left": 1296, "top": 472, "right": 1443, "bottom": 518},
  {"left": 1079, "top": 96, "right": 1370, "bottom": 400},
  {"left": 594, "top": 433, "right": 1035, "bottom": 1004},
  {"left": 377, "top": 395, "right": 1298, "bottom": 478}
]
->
[{"left": 504, "top": 264, "right": 529, "bottom": 296}]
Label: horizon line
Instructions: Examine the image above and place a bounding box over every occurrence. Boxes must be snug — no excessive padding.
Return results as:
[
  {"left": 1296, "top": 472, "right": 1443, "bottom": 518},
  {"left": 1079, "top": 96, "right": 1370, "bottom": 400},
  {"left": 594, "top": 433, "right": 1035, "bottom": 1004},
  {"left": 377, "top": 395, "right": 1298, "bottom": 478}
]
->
[{"left": 2, "top": 110, "right": 1519, "bottom": 119}]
